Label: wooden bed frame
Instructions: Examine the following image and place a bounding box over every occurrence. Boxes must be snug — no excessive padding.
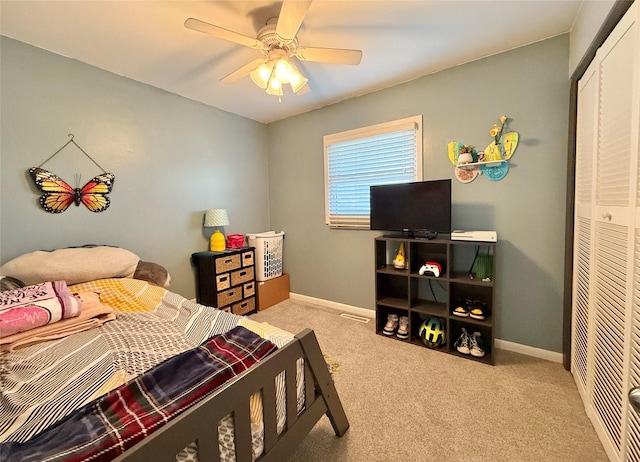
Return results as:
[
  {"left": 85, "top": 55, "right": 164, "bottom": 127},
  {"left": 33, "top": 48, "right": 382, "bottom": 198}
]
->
[{"left": 113, "top": 328, "right": 350, "bottom": 462}]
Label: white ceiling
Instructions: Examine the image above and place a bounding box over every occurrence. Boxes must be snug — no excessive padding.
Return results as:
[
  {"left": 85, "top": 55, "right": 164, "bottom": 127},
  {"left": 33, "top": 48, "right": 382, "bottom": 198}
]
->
[{"left": 0, "top": 1, "right": 583, "bottom": 124}]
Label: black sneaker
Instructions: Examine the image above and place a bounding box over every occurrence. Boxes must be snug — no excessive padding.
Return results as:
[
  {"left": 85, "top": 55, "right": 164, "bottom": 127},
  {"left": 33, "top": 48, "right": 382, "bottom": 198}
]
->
[
  {"left": 470, "top": 331, "right": 486, "bottom": 357},
  {"left": 455, "top": 327, "right": 471, "bottom": 354},
  {"left": 453, "top": 299, "right": 470, "bottom": 317},
  {"left": 470, "top": 300, "right": 487, "bottom": 320}
]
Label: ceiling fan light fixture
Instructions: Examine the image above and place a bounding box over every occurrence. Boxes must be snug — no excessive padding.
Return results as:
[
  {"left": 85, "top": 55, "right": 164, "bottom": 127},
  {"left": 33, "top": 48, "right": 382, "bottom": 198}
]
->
[
  {"left": 266, "top": 76, "right": 283, "bottom": 96},
  {"left": 249, "top": 63, "right": 272, "bottom": 89},
  {"left": 274, "top": 58, "right": 294, "bottom": 84},
  {"left": 290, "top": 70, "right": 308, "bottom": 93},
  {"left": 187, "top": 3, "right": 364, "bottom": 101}
]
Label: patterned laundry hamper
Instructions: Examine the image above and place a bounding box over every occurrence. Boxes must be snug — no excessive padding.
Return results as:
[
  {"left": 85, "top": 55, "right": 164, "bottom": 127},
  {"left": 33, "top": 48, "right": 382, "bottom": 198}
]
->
[{"left": 247, "top": 231, "right": 285, "bottom": 281}]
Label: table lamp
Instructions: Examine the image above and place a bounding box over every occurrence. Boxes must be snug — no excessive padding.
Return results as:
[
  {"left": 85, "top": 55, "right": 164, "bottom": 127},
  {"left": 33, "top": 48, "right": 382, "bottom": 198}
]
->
[{"left": 204, "top": 209, "right": 230, "bottom": 251}]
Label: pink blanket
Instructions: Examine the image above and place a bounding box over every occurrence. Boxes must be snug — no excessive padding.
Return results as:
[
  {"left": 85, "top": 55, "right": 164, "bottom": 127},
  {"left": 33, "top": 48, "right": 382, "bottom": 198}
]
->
[{"left": 0, "top": 281, "right": 81, "bottom": 337}]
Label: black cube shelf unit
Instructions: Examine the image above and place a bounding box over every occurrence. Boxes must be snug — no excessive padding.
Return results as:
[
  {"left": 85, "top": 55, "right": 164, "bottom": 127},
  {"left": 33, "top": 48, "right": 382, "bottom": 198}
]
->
[{"left": 375, "top": 236, "right": 497, "bottom": 365}]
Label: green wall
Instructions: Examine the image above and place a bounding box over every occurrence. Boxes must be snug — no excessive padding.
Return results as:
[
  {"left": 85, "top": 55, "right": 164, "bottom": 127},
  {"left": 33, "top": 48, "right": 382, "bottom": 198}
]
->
[
  {"left": 0, "top": 37, "right": 270, "bottom": 298},
  {"left": 267, "top": 35, "right": 570, "bottom": 352}
]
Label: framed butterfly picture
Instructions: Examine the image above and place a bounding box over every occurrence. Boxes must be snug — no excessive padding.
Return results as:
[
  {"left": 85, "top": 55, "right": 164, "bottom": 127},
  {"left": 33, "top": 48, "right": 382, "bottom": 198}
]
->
[
  {"left": 27, "top": 134, "right": 116, "bottom": 214},
  {"left": 29, "top": 167, "right": 115, "bottom": 214}
]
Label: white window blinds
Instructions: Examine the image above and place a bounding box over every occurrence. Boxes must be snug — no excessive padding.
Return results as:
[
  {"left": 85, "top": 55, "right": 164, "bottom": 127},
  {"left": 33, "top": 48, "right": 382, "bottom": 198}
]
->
[{"left": 323, "top": 115, "right": 422, "bottom": 228}]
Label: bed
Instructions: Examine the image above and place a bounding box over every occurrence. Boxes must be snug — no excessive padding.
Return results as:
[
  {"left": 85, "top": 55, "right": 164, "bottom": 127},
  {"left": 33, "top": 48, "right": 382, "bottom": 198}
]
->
[{"left": 0, "top": 253, "right": 349, "bottom": 462}]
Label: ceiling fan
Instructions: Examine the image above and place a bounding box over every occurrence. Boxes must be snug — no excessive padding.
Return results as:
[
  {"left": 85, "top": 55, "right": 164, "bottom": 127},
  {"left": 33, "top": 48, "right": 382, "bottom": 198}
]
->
[{"left": 184, "top": 0, "right": 362, "bottom": 99}]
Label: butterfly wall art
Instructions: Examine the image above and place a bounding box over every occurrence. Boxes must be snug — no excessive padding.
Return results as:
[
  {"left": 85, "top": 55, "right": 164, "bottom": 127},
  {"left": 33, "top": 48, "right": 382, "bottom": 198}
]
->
[
  {"left": 27, "top": 134, "right": 116, "bottom": 214},
  {"left": 29, "top": 167, "right": 115, "bottom": 213}
]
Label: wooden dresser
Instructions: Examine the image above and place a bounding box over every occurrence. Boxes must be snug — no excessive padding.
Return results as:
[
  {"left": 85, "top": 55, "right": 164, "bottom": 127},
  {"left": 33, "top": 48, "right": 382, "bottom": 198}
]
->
[{"left": 191, "top": 248, "right": 256, "bottom": 315}]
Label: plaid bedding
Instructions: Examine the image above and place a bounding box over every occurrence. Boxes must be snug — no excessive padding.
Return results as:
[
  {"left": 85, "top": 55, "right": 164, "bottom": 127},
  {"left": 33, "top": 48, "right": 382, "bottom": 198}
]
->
[
  {"left": 1, "top": 278, "right": 301, "bottom": 462},
  {"left": 1, "top": 326, "right": 277, "bottom": 462}
]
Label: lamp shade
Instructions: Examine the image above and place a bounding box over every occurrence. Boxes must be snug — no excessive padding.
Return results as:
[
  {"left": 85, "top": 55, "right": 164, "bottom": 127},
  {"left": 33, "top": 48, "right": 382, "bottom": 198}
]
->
[
  {"left": 250, "top": 63, "right": 272, "bottom": 89},
  {"left": 204, "top": 209, "right": 230, "bottom": 227}
]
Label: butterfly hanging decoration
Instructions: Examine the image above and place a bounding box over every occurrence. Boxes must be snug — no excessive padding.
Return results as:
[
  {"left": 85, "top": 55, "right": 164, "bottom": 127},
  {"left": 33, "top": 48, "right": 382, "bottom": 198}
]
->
[
  {"left": 28, "top": 134, "right": 116, "bottom": 214},
  {"left": 29, "top": 167, "right": 115, "bottom": 213}
]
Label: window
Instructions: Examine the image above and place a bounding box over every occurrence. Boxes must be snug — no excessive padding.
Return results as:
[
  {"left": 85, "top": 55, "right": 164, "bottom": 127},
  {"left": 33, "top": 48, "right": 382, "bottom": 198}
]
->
[{"left": 323, "top": 115, "right": 423, "bottom": 228}]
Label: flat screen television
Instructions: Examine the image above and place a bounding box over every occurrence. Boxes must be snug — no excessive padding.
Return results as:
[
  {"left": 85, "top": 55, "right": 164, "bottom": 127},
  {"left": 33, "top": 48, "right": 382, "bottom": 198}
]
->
[{"left": 370, "top": 179, "right": 451, "bottom": 236}]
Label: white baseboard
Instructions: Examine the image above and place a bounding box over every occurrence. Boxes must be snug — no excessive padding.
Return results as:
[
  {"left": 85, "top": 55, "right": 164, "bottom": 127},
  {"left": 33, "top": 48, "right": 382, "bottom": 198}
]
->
[
  {"left": 290, "top": 293, "right": 375, "bottom": 319},
  {"left": 290, "top": 292, "right": 563, "bottom": 363},
  {"left": 494, "top": 338, "right": 563, "bottom": 363}
]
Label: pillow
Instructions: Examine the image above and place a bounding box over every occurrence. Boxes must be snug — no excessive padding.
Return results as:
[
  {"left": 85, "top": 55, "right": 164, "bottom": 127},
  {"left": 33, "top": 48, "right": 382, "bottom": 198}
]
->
[
  {"left": 133, "top": 261, "right": 171, "bottom": 288},
  {"left": 0, "top": 246, "right": 140, "bottom": 285}
]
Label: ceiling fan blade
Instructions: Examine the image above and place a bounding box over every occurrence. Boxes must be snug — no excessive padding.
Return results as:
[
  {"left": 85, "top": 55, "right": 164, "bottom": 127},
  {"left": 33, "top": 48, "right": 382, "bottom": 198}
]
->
[
  {"left": 295, "top": 47, "right": 363, "bottom": 65},
  {"left": 221, "top": 58, "right": 266, "bottom": 83},
  {"left": 276, "top": 0, "right": 313, "bottom": 44},
  {"left": 185, "top": 18, "right": 263, "bottom": 49}
]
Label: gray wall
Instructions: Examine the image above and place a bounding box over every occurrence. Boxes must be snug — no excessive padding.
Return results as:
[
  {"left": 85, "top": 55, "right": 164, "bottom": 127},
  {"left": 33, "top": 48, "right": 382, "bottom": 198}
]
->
[
  {"left": 0, "top": 37, "right": 270, "bottom": 298},
  {"left": 267, "top": 35, "right": 570, "bottom": 352},
  {"left": 0, "top": 33, "right": 574, "bottom": 352}
]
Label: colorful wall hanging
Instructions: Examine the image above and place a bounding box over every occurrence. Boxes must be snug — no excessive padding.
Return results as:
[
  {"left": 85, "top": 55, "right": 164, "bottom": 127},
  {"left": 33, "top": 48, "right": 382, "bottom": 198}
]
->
[
  {"left": 28, "top": 134, "right": 116, "bottom": 213},
  {"left": 448, "top": 116, "right": 519, "bottom": 183}
]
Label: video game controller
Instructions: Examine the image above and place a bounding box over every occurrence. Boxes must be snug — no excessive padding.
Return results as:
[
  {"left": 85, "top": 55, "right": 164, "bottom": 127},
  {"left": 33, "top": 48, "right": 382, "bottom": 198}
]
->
[{"left": 419, "top": 261, "right": 442, "bottom": 277}]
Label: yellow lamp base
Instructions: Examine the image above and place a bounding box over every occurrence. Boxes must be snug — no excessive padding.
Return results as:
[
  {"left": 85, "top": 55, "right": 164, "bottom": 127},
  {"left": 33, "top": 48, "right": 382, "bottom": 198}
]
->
[{"left": 210, "top": 230, "right": 226, "bottom": 251}]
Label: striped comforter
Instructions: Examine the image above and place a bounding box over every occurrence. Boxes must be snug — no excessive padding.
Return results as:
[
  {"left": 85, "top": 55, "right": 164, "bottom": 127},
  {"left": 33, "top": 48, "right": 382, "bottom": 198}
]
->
[{"left": 0, "top": 278, "right": 300, "bottom": 461}]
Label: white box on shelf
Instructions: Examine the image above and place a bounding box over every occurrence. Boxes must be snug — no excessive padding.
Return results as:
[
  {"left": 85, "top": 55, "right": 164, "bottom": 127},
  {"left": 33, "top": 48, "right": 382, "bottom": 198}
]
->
[{"left": 451, "top": 230, "right": 497, "bottom": 242}]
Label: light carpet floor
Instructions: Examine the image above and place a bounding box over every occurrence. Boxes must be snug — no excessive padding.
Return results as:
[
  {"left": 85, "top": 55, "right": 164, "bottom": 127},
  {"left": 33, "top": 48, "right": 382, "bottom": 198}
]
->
[{"left": 250, "top": 298, "right": 607, "bottom": 462}]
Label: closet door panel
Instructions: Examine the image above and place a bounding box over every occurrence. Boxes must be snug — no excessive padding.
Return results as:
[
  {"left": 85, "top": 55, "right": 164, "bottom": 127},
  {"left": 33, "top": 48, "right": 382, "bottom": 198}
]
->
[
  {"left": 573, "top": 216, "right": 592, "bottom": 390},
  {"left": 572, "top": 61, "right": 599, "bottom": 395},
  {"left": 575, "top": 66, "right": 598, "bottom": 210},
  {"left": 626, "top": 229, "right": 640, "bottom": 461},
  {"left": 596, "top": 16, "right": 636, "bottom": 209},
  {"left": 592, "top": 221, "right": 629, "bottom": 451}
]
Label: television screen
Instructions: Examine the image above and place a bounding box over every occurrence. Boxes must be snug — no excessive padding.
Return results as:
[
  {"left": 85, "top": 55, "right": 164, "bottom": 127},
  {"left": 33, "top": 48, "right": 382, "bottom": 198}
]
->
[{"left": 370, "top": 179, "right": 451, "bottom": 235}]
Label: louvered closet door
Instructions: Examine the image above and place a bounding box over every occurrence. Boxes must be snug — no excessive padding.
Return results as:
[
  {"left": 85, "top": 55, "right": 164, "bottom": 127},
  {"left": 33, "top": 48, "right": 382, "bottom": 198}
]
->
[
  {"left": 572, "top": 3, "right": 639, "bottom": 461},
  {"left": 629, "top": 231, "right": 640, "bottom": 460},
  {"left": 572, "top": 62, "right": 597, "bottom": 399}
]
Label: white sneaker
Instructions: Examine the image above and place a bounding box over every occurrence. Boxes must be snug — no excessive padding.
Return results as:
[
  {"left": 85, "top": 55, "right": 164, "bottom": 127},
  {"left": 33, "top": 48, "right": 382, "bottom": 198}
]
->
[
  {"left": 396, "top": 316, "right": 409, "bottom": 339},
  {"left": 383, "top": 314, "right": 399, "bottom": 336}
]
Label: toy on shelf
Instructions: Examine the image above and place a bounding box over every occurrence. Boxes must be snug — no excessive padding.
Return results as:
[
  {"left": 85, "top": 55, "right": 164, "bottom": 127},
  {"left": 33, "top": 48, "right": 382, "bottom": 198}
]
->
[
  {"left": 393, "top": 242, "right": 407, "bottom": 269},
  {"left": 448, "top": 115, "right": 519, "bottom": 183},
  {"left": 418, "top": 261, "right": 442, "bottom": 277}
]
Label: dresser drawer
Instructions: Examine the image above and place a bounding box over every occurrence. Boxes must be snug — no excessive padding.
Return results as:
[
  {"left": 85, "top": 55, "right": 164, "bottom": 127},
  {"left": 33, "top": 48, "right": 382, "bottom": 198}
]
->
[
  {"left": 242, "top": 251, "right": 254, "bottom": 267},
  {"left": 232, "top": 297, "right": 255, "bottom": 316},
  {"left": 217, "top": 287, "right": 242, "bottom": 307},
  {"left": 243, "top": 281, "right": 255, "bottom": 297},
  {"left": 216, "top": 273, "right": 231, "bottom": 291},
  {"left": 215, "top": 254, "right": 241, "bottom": 274},
  {"left": 192, "top": 248, "right": 256, "bottom": 311},
  {"left": 231, "top": 266, "right": 254, "bottom": 286}
]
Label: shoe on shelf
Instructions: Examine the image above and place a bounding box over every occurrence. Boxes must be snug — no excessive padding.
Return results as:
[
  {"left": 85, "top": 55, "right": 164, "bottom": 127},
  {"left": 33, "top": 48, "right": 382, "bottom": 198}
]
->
[
  {"left": 453, "top": 299, "right": 470, "bottom": 317},
  {"left": 383, "top": 313, "right": 399, "bottom": 336},
  {"left": 397, "top": 316, "right": 409, "bottom": 339},
  {"left": 455, "top": 327, "right": 471, "bottom": 354},
  {"left": 470, "top": 300, "right": 487, "bottom": 320},
  {"left": 470, "top": 331, "right": 486, "bottom": 358}
]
